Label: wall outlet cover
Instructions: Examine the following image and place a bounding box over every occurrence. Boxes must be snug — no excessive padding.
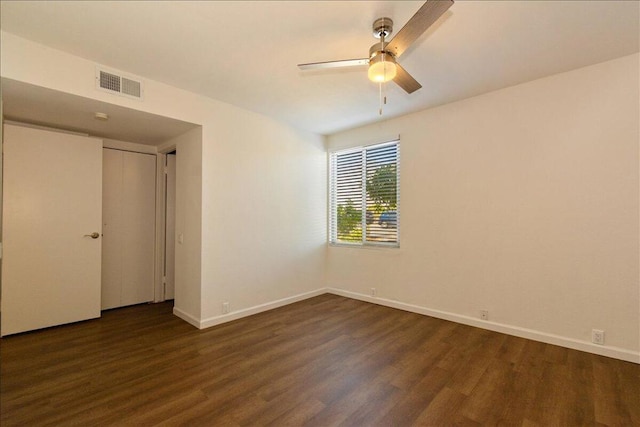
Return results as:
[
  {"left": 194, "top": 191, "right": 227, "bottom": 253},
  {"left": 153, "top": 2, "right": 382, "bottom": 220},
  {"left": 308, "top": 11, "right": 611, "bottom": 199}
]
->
[{"left": 592, "top": 329, "right": 605, "bottom": 345}]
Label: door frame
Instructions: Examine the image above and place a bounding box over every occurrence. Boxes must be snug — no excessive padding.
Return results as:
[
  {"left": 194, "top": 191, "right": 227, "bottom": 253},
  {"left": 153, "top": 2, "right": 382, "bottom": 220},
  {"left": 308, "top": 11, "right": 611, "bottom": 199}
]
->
[{"left": 154, "top": 144, "right": 177, "bottom": 303}]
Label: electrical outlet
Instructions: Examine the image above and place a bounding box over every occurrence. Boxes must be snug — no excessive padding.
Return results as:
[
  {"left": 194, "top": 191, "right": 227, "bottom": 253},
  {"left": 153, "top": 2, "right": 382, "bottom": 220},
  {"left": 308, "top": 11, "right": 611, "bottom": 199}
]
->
[
  {"left": 592, "top": 329, "right": 605, "bottom": 345},
  {"left": 222, "top": 302, "right": 230, "bottom": 314},
  {"left": 480, "top": 310, "right": 489, "bottom": 320},
  {"left": 371, "top": 288, "right": 376, "bottom": 297}
]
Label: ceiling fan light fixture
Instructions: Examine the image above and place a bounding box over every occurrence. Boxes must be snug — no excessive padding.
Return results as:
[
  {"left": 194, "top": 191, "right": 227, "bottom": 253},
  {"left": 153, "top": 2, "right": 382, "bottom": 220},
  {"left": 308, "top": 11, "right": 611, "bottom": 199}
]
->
[{"left": 368, "top": 52, "right": 397, "bottom": 83}]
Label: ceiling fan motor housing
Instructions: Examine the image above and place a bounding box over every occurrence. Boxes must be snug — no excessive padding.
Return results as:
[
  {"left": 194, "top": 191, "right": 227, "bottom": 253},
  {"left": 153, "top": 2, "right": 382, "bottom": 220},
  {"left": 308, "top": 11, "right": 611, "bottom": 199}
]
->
[{"left": 369, "top": 42, "right": 393, "bottom": 59}]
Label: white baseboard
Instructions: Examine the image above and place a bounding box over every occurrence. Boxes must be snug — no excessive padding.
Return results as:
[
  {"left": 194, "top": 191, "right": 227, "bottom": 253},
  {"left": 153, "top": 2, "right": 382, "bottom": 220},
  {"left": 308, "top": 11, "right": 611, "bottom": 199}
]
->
[
  {"left": 327, "top": 288, "right": 640, "bottom": 364},
  {"left": 197, "top": 288, "right": 328, "bottom": 329},
  {"left": 173, "top": 306, "right": 202, "bottom": 328},
  {"left": 174, "top": 287, "right": 638, "bottom": 364}
]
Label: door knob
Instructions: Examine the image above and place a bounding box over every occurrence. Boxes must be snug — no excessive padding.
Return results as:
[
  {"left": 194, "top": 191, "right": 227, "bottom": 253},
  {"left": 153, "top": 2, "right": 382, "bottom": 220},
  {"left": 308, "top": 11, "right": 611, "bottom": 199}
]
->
[{"left": 84, "top": 232, "right": 100, "bottom": 239}]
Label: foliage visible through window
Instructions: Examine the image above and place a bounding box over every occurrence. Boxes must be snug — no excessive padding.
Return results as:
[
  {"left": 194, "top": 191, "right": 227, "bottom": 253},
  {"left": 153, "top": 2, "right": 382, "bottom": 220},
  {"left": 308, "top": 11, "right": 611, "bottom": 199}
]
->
[{"left": 330, "top": 141, "right": 399, "bottom": 246}]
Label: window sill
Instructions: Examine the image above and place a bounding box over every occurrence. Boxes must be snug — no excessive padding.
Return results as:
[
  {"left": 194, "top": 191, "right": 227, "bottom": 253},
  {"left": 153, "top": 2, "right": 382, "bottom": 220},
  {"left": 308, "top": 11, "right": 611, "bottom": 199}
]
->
[{"left": 329, "top": 242, "right": 400, "bottom": 250}]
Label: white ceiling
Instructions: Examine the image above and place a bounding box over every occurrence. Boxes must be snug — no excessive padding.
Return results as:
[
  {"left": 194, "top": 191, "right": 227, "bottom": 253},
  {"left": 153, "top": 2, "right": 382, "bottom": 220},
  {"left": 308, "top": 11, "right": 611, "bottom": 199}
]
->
[{"left": 1, "top": 1, "right": 638, "bottom": 138}]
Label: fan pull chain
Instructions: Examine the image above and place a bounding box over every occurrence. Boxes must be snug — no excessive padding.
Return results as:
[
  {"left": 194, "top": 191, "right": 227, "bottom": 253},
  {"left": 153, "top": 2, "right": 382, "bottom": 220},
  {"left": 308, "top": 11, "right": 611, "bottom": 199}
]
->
[
  {"left": 384, "top": 78, "right": 388, "bottom": 106},
  {"left": 378, "top": 82, "right": 387, "bottom": 116},
  {"left": 379, "top": 82, "right": 383, "bottom": 115},
  {"left": 378, "top": 24, "right": 388, "bottom": 116},
  {"left": 380, "top": 26, "right": 385, "bottom": 116}
]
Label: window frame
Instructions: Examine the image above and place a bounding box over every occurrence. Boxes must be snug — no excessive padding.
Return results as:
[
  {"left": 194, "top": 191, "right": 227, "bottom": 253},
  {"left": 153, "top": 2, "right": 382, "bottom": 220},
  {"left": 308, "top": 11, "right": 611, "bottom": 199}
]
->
[{"left": 329, "top": 139, "right": 400, "bottom": 248}]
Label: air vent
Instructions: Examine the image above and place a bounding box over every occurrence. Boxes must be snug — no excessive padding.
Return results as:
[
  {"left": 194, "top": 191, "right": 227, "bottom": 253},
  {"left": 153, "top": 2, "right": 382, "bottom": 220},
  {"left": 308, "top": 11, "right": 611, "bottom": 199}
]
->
[
  {"left": 96, "top": 67, "right": 144, "bottom": 100},
  {"left": 121, "top": 77, "right": 141, "bottom": 98}
]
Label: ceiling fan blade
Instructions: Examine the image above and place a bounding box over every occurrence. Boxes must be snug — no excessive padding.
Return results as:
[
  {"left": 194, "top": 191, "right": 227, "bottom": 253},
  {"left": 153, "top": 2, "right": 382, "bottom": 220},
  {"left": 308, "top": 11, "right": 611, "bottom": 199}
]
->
[
  {"left": 298, "top": 58, "right": 368, "bottom": 71},
  {"left": 393, "top": 64, "right": 422, "bottom": 94},
  {"left": 386, "top": 0, "right": 453, "bottom": 59}
]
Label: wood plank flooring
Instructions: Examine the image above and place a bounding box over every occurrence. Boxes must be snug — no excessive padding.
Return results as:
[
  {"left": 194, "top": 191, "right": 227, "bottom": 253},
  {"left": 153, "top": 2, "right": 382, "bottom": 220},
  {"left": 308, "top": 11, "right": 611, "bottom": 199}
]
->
[{"left": 1, "top": 294, "right": 638, "bottom": 426}]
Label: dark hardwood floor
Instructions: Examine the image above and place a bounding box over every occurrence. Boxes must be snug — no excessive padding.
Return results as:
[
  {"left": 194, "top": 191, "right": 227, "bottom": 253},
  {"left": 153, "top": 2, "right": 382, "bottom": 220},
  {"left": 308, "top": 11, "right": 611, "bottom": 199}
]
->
[{"left": 1, "top": 294, "right": 638, "bottom": 426}]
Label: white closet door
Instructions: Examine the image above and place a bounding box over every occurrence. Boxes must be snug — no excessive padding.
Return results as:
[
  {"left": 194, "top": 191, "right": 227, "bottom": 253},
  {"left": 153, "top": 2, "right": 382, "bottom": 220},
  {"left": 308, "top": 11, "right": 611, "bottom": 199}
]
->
[
  {"left": 101, "top": 149, "right": 123, "bottom": 309},
  {"left": 102, "top": 149, "right": 156, "bottom": 310},
  {"left": 121, "top": 151, "right": 156, "bottom": 306},
  {"left": 1, "top": 124, "right": 103, "bottom": 336}
]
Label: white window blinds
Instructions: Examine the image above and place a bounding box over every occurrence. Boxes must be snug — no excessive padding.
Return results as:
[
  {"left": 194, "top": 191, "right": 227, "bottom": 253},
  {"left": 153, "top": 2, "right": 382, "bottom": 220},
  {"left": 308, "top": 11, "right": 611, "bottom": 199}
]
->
[{"left": 330, "top": 140, "right": 400, "bottom": 246}]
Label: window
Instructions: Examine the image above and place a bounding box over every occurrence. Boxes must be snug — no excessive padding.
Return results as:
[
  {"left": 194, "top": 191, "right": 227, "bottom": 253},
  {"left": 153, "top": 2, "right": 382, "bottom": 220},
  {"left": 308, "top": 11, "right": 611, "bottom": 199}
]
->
[{"left": 330, "top": 140, "right": 400, "bottom": 247}]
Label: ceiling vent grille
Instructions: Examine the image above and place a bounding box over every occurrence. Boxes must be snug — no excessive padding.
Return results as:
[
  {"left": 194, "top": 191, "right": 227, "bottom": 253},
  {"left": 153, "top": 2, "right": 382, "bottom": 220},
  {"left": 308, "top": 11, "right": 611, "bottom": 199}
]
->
[{"left": 96, "top": 66, "right": 144, "bottom": 100}]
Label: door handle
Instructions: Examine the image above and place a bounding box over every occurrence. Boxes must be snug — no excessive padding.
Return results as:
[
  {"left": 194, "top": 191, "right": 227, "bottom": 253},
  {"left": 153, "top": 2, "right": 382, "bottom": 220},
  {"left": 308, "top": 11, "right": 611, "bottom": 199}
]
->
[{"left": 84, "top": 232, "right": 100, "bottom": 239}]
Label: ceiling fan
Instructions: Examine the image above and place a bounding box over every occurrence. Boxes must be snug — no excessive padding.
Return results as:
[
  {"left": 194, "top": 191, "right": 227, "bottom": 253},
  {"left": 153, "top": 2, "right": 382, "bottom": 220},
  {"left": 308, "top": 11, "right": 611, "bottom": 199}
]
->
[{"left": 298, "top": 0, "right": 454, "bottom": 95}]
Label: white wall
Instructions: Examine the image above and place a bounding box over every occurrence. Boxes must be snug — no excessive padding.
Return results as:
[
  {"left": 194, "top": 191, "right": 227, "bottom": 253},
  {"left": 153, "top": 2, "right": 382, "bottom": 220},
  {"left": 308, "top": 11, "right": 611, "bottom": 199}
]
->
[
  {"left": 200, "top": 116, "right": 326, "bottom": 323},
  {"left": 327, "top": 54, "right": 639, "bottom": 362},
  {"left": 161, "top": 127, "right": 203, "bottom": 322},
  {"left": 1, "top": 31, "right": 327, "bottom": 327}
]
